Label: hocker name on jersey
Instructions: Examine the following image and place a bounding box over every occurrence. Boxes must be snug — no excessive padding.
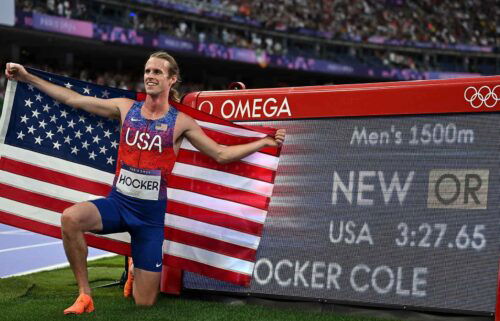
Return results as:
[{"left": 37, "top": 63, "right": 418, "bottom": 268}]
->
[
  {"left": 115, "top": 167, "right": 162, "bottom": 200},
  {"left": 125, "top": 127, "right": 163, "bottom": 152},
  {"left": 118, "top": 174, "right": 159, "bottom": 191}
]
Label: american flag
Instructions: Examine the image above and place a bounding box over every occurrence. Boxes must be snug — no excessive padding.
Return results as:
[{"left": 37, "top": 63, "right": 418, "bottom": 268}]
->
[{"left": 0, "top": 68, "right": 281, "bottom": 286}]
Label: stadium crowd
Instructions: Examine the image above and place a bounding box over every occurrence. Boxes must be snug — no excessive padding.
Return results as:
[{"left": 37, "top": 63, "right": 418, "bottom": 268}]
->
[
  {"left": 16, "top": 0, "right": 498, "bottom": 74},
  {"left": 22, "top": 0, "right": 497, "bottom": 48},
  {"left": 211, "top": 0, "right": 496, "bottom": 48}
]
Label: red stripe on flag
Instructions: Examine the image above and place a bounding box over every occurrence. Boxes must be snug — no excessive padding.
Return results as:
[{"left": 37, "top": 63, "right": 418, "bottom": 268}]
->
[
  {"left": 175, "top": 149, "right": 276, "bottom": 183},
  {"left": 165, "top": 227, "right": 256, "bottom": 261},
  {"left": 0, "top": 211, "right": 130, "bottom": 256},
  {"left": 0, "top": 183, "right": 73, "bottom": 213},
  {"left": 168, "top": 175, "right": 269, "bottom": 210},
  {"left": 0, "top": 157, "right": 111, "bottom": 196},
  {"left": 201, "top": 128, "right": 280, "bottom": 157},
  {"left": 167, "top": 201, "right": 263, "bottom": 236},
  {"left": 164, "top": 255, "right": 251, "bottom": 287}
]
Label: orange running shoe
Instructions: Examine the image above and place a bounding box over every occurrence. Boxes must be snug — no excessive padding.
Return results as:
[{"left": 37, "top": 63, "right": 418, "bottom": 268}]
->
[
  {"left": 63, "top": 293, "right": 94, "bottom": 315},
  {"left": 123, "top": 257, "right": 134, "bottom": 298}
]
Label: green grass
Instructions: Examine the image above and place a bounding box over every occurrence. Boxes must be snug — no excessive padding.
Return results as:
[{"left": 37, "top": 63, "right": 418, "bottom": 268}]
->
[{"left": 0, "top": 256, "right": 400, "bottom": 321}]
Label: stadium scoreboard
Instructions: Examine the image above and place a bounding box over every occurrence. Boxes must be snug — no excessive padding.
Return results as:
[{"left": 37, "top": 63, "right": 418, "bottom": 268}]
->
[{"left": 182, "top": 78, "right": 500, "bottom": 314}]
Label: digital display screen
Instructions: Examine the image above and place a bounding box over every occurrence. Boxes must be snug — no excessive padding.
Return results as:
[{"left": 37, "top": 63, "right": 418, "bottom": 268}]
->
[{"left": 183, "top": 114, "right": 500, "bottom": 314}]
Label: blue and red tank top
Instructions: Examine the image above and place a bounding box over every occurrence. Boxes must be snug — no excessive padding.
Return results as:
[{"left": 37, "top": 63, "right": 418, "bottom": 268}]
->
[{"left": 112, "top": 101, "right": 178, "bottom": 201}]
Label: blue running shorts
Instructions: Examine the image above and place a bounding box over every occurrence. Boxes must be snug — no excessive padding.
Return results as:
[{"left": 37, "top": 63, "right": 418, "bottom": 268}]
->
[{"left": 90, "top": 188, "right": 166, "bottom": 272}]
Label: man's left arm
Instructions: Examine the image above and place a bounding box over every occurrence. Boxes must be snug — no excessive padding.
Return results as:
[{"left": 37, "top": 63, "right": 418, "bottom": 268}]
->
[{"left": 182, "top": 115, "right": 285, "bottom": 164}]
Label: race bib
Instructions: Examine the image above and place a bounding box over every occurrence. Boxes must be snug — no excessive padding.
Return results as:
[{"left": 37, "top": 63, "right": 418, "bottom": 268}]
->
[{"left": 115, "top": 165, "right": 161, "bottom": 200}]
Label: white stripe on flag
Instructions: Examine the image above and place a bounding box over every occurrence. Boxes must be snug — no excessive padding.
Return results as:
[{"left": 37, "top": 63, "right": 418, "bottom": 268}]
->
[
  {"left": 0, "top": 198, "right": 131, "bottom": 243},
  {"left": 0, "top": 170, "right": 101, "bottom": 203},
  {"left": 0, "top": 80, "right": 17, "bottom": 145},
  {"left": 0, "top": 144, "right": 114, "bottom": 185},
  {"left": 172, "top": 163, "right": 274, "bottom": 197},
  {"left": 165, "top": 240, "right": 254, "bottom": 275},
  {"left": 240, "top": 150, "right": 279, "bottom": 171},
  {"left": 167, "top": 188, "right": 267, "bottom": 223},
  {"left": 196, "top": 120, "right": 266, "bottom": 138},
  {"left": 165, "top": 214, "right": 260, "bottom": 249},
  {"left": 180, "top": 140, "right": 279, "bottom": 170},
  {"left": 0, "top": 197, "right": 65, "bottom": 226}
]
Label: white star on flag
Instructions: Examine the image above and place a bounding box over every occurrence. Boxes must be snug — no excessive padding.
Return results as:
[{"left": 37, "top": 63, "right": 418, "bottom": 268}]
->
[
  {"left": 35, "top": 93, "right": 43, "bottom": 102},
  {"left": 103, "top": 129, "right": 112, "bottom": 138},
  {"left": 20, "top": 115, "right": 29, "bottom": 123},
  {"left": 75, "top": 130, "right": 83, "bottom": 139},
  {"left": 50, "top": 115, "right": 58, "bottom": 123},
  {"left": 17, "top": 131, "right": 25, "bottom": 140},
  {"left": 64, "top": 135, "right": 72, "bottom": 144},
  {"left": 52, "top": 141, "right": 61, "bottom": 150},
  {"left": 34, "top": 136, "right": 43, "bottom": 145},
  {"left": 27, "top": 125, "right": 36, "bottom": 134},
  {"left": 93, "top": 135, "right": 101, "bottom": 144},
  {"left": 27, "top": 84, "right": 34, "bottom": 91},
  {"left": 78, "top": 115, "right": 86, "bottom": 123},
  {"left": 45, "top": 131, "right": 54, "bottom": 140},
  {"left": 65, "top": 82, "right": 73, "bottom": 89},
  {"left": 106, "top": 156, "right": 115, "bottom": 165},
  {"left": 25, "top": 98, "right": 33, "bottom": 108},
  {"left": 53, "top": 100, "right": 60, "bottom": 107},
  {"left": 83, "top": 87, "right": 91, "bottom": 94},
  {"left": 71, "top": 146, "right": 79, "bottom": 155},
  {"left": 85, "top": 124, "right": 94, "bottom": 133},
  {"left": 57, "top": 125, "right": 65, "bottom": 133},
  {"left": 60, "top": 110, "right": 68, "bottom": 118},
  {"left": 32, "top": 110, "right": 40, "bottom": 118},
  {"left": 110, "top": 140, "right": 118, "bottom": 149},
  {"left": 81, "top": 140, "right": 90, "bottom": 149},
  {"left": 101, "top": 90, "right": 110, "bottom": 98},
  {"left": 99, "top": 145, "right": 108, "bottom": 154},
  {"left": 43, "top": 104, "right": 51, "bottom": 112},
  {"left": 67, "top": 119, "right": 76, "bottom": 128},
  {"left": 88, "top": 151, "right": 97, "bottom": 160},
  {"left": 38, "top": 120, "right": 47, "bottom": 129}
]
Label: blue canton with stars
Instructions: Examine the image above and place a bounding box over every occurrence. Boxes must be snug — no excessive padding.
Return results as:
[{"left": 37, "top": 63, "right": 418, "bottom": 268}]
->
[{"left": 4, "top": 68, "right": 137, "bottom": 173}]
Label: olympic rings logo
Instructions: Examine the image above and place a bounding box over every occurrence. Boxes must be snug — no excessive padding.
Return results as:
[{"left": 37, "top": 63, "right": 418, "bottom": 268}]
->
[{"left": 464, "top": 85, "right": 500, "bottom": 108}]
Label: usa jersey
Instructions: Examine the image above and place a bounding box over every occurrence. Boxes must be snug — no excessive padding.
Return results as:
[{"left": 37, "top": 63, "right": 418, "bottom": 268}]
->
[{"left": 113, "top": 101, "right": 179, "bottom": 200}]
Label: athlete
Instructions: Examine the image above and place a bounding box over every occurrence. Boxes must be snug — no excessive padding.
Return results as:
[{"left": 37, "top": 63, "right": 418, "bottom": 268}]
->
[{"left": 5, "top": 51, "right": 285, "bottom": 314}]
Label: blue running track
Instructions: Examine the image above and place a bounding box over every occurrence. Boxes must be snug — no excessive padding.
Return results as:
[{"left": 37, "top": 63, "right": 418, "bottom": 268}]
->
[{"left": 0, "top": 223, "right": 114, "bottom": 278}]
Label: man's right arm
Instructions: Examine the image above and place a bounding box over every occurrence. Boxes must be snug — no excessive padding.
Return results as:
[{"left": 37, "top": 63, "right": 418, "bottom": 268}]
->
[{"left": 5, "top": 62, "right": 133, "bottom": 119}]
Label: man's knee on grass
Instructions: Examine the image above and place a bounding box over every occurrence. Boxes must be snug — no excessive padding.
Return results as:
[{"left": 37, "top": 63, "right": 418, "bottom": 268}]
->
[{"left": 133, "top": 294, "right": 157, "bottom": 307}]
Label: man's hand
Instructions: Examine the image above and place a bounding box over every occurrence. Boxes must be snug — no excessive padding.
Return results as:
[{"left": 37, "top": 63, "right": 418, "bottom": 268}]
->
[
  {"left": 5, "top": 63, "right": 30, "bottom": 83},
  {"left": 266, "top": 129, "right": 286, "bottom": 147}
]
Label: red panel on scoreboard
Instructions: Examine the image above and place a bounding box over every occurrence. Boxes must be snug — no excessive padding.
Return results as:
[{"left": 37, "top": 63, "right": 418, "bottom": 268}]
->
[{"left": 183, "top": 76, "right": 500, "bottom": 121}]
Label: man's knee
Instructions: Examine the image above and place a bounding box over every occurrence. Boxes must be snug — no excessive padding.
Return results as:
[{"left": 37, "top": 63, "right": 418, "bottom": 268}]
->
[
  {"left": 133, "top": 294, "right": 157, "bottom": 307},
  {"left": 132, "top": 269, "right": 160, "bottom": 307},
  {"left": 61, "top": 206, "right": 81, "bottom": 231},
  {"left": 61, "top": 203, "right": 101, "bottom": 232}
]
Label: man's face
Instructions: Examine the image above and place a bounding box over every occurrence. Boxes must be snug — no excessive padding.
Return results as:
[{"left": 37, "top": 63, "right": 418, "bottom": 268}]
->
[{"left": 143, "top": 57, "right": 177, "bottom": 96}]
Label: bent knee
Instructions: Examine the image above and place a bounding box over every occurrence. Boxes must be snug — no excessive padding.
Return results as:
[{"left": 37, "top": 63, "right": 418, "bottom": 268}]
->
[
  {"left": 61, "top": 203, "right": 100, "bottom": 232},
  {"left": 134, "top": 296, "right": 157, "bottom": 307},
  {"left": 61, "top": 207, "right": 81, "bottom": 229}
]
